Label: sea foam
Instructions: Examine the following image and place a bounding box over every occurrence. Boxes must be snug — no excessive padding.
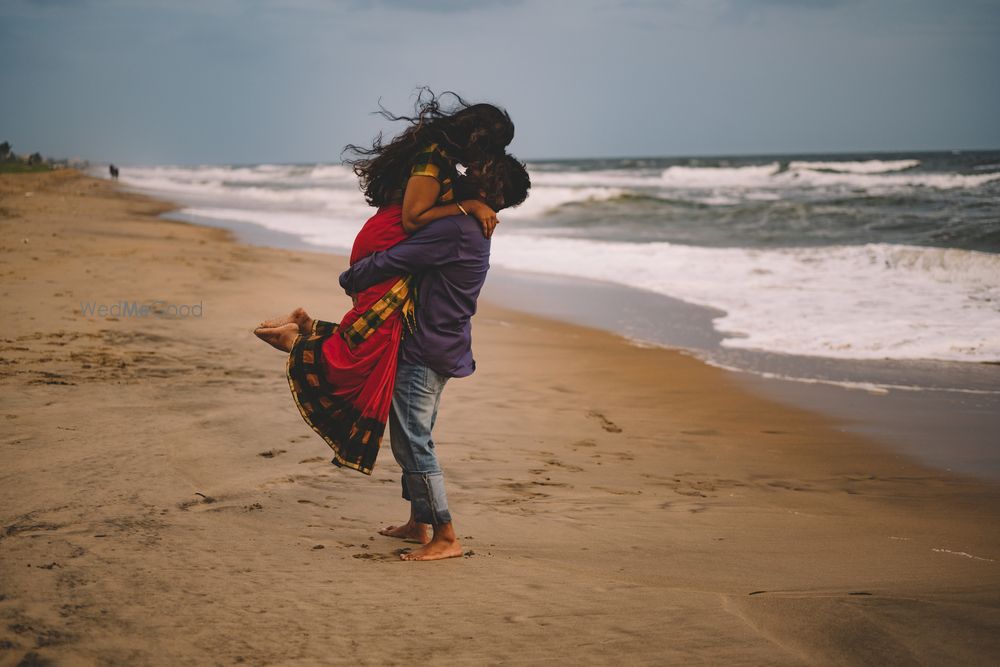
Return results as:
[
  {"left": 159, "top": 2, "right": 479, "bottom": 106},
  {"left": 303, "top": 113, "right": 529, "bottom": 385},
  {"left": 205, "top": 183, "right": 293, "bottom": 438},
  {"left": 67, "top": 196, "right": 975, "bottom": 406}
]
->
[
  {"left": 489, "top": 237, "right": 1000, "bottom": 362},
  {"left": 788, "top": 159, "right": 920, "bottom": 173}
]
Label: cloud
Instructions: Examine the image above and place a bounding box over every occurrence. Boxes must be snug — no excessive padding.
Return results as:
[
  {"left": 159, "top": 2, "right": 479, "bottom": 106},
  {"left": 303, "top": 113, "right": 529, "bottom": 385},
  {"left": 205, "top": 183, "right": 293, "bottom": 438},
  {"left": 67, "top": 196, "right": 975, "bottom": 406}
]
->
[
  {"left": 743, "top": 0, "right": 848, "bottom": 7},
  {"left": 348, "top": 0, "right": 521, "bottom": 12},
  {"left": 23, "top": 0, "right": 89, "bottom": 6}
]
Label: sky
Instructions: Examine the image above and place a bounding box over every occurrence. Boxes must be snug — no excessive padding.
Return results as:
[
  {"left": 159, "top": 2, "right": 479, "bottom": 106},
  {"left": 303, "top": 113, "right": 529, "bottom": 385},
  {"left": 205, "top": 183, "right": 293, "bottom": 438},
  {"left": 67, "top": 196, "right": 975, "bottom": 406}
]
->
[{"left": 2, "top": 0, "right": 999, "bottom": 164}]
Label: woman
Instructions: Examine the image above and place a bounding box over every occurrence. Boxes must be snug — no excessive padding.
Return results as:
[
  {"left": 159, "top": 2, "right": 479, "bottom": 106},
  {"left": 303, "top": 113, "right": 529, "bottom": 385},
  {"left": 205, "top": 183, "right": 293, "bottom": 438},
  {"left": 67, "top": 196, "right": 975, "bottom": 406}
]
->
[{"left": 254, "top": 90, "right": 516, "bottom": 475}]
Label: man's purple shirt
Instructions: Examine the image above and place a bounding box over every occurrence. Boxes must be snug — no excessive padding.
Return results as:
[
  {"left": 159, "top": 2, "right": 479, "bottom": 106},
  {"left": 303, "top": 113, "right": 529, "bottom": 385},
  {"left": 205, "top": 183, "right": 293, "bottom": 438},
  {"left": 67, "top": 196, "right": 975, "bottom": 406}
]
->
[{"left": 338, "top": 214, "right": 490, "bottom": 378}]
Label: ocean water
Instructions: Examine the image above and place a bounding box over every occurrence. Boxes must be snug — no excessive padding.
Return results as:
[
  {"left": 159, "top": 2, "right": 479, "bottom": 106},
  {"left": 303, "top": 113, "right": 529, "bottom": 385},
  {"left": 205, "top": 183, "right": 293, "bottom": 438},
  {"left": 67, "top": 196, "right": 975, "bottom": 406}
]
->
[{"left": 111, "top": 151, "right": 1000, "bottom": 368}]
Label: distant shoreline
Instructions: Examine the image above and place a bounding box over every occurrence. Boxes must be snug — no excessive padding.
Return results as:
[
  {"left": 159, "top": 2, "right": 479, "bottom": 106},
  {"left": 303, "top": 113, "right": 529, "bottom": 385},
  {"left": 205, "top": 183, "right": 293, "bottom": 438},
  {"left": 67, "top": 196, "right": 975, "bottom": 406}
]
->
[{"left": 73, "top": 146, "right": 1000, "bottom": 169}]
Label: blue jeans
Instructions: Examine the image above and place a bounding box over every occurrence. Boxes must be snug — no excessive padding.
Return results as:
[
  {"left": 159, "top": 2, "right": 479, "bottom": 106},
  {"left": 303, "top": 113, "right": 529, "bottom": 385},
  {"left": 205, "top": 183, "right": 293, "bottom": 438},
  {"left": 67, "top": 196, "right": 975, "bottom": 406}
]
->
[{"left": 389, "top": 362, "right": 451, "bottom": 525}]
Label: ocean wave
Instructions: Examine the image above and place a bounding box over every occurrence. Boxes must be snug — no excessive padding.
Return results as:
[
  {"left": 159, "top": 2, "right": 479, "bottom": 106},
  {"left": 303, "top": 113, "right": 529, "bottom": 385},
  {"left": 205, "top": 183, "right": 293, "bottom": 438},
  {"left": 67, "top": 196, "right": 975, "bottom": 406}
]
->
[
  {"left": 525, "top": 162, "right": 998, "bottom": 210},
  {"left": 305, "top": 165, "right": 357, "bottom": 181},
  {"left": 529, "top": 169, "right": 664, "bottom": 189},
  {"left": 781, "top": 168, "right": 1000, "bottom": 191},
  {"left": 120, "top": 168, "right": 365, "bottom": 211},
  {"left": 181, "top": 207, "right": 365, "bottom": 249},
  {"left": 656, "top": 163, "right": 999, "bottom": 191},
  {"left": 120, "top": 163, "right": 356, "bottom": 188},
  {"left": 788, "top": 159, "right": 920, "bottom": 173},
  {"left": 660, "top": 163, "right": 782, "bottom": 188},
  {"left": 135, "top": 179, "right": 364, "bottom": 209},
  {"left": 502, "top": 185, "right": 626, "bottom": 219},
  {"left": 488, "top": 237, "right": 1000, "bottom": 362}
]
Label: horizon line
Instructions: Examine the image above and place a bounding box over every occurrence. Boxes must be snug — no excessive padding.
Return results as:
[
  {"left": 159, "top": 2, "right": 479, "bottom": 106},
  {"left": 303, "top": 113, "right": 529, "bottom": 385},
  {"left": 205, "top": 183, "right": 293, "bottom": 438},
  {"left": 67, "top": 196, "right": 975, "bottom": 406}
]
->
[{"left": 75, "top": 145, "right": 1000, "bottom": 168}]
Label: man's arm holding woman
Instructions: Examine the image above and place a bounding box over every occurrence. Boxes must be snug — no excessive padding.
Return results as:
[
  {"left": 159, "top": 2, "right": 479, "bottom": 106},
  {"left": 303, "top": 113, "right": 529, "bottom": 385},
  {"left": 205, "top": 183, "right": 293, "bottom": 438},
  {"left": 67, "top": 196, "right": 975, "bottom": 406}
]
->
[{"left": 339, "top": 218, "right": 462, "bottom": 295}]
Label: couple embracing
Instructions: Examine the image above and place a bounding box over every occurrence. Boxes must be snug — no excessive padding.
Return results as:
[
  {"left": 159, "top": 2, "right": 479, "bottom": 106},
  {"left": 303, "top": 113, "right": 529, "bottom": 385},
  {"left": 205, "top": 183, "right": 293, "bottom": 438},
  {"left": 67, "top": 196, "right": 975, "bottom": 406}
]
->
[{"left": 254, "top": 90, "right": 531, "bottom": 561}]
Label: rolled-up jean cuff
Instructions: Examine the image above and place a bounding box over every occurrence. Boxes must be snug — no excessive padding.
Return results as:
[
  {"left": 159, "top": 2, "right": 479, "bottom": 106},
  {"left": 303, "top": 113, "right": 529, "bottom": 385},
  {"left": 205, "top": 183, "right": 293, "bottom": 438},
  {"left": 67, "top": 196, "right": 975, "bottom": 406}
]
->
[{"left": 405, "top": 472, "right": 451, "bottom": 525}]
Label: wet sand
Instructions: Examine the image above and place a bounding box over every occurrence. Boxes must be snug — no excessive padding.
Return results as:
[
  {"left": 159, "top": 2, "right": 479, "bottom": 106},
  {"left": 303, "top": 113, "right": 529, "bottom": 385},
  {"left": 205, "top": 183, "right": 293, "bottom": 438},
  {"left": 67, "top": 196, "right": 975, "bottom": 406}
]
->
[
  {"left": 2, "top": 170, "right": 999, "bottom": 665},
  {"left": 482, "top": 268, "right": 1000, "bottom": 481}
]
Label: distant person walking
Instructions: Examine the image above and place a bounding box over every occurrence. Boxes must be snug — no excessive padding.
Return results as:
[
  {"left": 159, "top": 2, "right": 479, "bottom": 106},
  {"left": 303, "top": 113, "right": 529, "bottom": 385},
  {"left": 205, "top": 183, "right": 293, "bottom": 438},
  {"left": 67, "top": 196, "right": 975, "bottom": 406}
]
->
[{"left": 109, "top": 164, "right": 119, "bottom": 180}]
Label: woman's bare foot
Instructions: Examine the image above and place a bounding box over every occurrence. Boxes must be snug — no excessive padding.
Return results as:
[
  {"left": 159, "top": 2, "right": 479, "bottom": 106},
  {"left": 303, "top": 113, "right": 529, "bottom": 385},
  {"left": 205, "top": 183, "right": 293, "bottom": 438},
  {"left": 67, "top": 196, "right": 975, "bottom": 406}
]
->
[
  {"left": 378, "top": 519, "right": 430, "bottom": 544},
  {"left": 256, "top": 307, "right": 313, "bottom": 334},
  {"left": 399, "top": 522, "right": 462, "bottom": 561},
  {"left": 252, "top": 322, "right": 300, "bottom": 352}
]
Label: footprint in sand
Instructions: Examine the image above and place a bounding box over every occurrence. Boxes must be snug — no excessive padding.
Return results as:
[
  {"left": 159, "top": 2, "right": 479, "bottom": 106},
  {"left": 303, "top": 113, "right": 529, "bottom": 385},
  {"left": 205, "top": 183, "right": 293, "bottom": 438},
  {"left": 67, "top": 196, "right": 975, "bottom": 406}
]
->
[
  {"left": 658, "top": 500, "right": 710, "bottom": 513},
  {"left": 654, "top": 475, "right": 749, "bottom": 498},
  {"left": 766, "top": 479, "right": 815, "bottom": 492},
  {"left": 591, "top": 486, "right": 642, "bottom": 496},
  {"left": 258, "top": 449, "right": 287, "bottom": 459},
  {"left": 544, "top": 459, "right": 584, "bottom": 473},
  {"left": 680, "top": 429, "right": 719, "bottom": 436},
  {"left": 587, "top": 410, "right": 622, "bottom": 433},
  {"left": 493, "top": 491, "right": 550, "bottom": 505},
  {"left": 3, "top": 518, "right": 63, "bottom": 538},
  {"left": 178, "top": 493, "right": 216, "bottom": 510},
  {"left": 504, "top": 480, "right": 568, "bottom": 491},
  {"left": 32, "top": 562, "right": 60, "bottom": 570},
  {"left": 353, "top": 551, "right": 398, "bottom": 562},
  {"left": 748, "top": 590, "right": 874, "bottom": 597}
]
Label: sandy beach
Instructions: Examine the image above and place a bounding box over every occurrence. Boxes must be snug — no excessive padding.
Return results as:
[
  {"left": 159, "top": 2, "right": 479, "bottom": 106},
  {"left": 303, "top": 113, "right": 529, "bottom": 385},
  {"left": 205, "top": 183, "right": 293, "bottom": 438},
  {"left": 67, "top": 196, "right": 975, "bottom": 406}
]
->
[{"left": 2, "top": 169, "right": 999, "bottom": 665}]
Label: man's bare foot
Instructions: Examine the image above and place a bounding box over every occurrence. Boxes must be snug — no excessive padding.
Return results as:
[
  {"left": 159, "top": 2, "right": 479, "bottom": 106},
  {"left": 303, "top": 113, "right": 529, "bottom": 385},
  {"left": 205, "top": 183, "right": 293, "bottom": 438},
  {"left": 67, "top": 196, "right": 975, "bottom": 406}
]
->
[
  {"left": 399, "top": 522, "right": 462, "bottom": 561},
  {"left": 378, "top": 519, "right": 430, "bottom": 544},
  {"left": 253, "top": 322, "right": 299, "bottom": 352},
  {"left": 257, "top": 307, "right": 313, "bottom": 334}
]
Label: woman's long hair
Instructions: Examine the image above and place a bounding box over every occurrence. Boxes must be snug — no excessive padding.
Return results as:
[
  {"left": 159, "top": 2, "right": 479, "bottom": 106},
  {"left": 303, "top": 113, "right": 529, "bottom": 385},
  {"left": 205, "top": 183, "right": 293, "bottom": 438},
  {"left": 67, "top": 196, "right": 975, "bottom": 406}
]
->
[{"left": 344, "top": 88, "right": 514, "bottom": 207}]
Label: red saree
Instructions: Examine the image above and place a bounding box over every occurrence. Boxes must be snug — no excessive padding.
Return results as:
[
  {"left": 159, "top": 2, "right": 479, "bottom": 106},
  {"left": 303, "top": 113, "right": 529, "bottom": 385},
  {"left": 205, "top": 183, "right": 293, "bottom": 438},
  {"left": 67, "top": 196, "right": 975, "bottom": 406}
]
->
[{"left": 285, "top": 205, "right": 409, "bottom": 475}]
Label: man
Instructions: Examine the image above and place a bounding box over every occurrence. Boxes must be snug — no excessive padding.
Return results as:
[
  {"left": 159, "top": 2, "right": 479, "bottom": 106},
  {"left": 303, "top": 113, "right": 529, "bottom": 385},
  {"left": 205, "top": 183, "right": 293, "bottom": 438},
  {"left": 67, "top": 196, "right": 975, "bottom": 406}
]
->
[{"left": 338, "top": 156, "right": 530, "bottom": 561}]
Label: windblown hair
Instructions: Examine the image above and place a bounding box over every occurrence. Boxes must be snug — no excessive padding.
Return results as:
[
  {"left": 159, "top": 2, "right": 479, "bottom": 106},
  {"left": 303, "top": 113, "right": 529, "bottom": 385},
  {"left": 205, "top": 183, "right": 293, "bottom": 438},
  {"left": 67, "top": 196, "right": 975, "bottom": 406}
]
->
[{"left": 343, "top": 88, "right": 514, "bottom": 207}]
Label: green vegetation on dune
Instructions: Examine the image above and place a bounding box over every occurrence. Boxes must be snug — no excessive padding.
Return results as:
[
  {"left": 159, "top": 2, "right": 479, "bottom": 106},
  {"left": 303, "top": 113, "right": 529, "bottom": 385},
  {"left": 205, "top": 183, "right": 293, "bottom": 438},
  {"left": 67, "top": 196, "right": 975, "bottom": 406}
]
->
[
  {"left": 1, "top": 140, "right": 57, "bottom": 173},
  {"left": 0, "top": 162, "right": 54, "bottom": 173}
]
